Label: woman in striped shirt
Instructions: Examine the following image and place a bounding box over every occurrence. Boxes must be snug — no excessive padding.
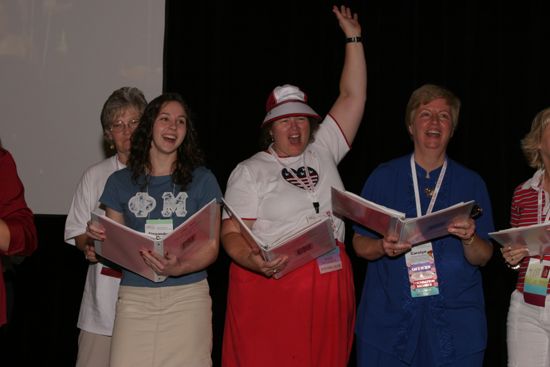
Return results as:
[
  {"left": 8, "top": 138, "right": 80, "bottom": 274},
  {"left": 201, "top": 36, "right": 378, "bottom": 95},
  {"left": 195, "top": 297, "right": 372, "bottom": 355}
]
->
[{"left": 502, "top": 106, "right": 550, "bottom": 367}]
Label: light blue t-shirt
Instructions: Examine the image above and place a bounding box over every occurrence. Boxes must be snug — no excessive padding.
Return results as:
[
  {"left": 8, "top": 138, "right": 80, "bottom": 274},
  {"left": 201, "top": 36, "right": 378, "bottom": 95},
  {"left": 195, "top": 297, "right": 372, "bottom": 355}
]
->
[{"left": 100, "top": 166, "right": 222, "bottom": 287}]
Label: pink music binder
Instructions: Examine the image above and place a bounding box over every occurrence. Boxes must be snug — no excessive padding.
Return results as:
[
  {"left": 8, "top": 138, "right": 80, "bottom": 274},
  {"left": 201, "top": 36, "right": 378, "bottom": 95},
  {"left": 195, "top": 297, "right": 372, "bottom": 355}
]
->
[{"left": 92, "top": 199, "right": 220, "bottom": 282}]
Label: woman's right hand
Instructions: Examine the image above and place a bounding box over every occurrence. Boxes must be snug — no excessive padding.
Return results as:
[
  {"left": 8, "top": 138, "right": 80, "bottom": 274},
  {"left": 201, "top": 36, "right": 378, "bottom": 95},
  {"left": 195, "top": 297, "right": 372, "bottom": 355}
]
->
[
  {"left": 500, "top": 244, "right": 529, "bottom": 267},
  {"left": 247, "top": 247, "right": 288, "bottom": 278},
  {"left": 381, "top": 233, "right": 412, "bottom": 257},
  {"left": 84, "top": 220, "right": 106, "bottom": 263},
  {"left": 332, "top": 5, "right": 361, "bottom": 38}
]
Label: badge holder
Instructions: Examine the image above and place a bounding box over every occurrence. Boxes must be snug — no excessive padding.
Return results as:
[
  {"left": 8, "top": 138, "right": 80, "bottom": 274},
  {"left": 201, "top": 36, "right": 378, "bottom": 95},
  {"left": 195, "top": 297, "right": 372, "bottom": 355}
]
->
[
  {"left": 145, "top": 218, "right": 174, "bottom": 240},
  {"left": 523, "top": 258, "right": 550, "bottom": 307},
  {"left": 406, "top": 242, "right": 439, "bottom": 297}
]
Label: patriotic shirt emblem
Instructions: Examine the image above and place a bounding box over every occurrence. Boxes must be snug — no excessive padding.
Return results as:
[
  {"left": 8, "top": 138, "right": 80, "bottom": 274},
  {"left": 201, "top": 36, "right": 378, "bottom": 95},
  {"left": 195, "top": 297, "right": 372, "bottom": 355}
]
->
[{"left": 281, "top": 167, "right": 319, "bottom": 190}]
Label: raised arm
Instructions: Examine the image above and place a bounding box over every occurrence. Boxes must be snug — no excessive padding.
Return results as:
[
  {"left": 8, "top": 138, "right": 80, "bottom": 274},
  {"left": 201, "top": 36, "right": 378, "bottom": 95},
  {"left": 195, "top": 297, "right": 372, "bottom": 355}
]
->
[{"left": 328, "top": 5, "right": 367, "bottom": 144}]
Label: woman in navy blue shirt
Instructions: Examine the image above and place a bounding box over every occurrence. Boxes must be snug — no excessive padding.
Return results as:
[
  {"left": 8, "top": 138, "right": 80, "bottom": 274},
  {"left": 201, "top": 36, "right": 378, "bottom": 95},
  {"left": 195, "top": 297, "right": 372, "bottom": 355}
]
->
[{"left": 353, "top": 84, "right": 494, "bottom": 367}]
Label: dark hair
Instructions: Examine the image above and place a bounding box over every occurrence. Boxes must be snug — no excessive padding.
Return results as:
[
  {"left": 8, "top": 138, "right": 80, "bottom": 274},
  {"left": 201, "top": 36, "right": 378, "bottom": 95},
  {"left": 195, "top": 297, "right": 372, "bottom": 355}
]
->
[
  {"left": 258, "top": 117, "right": 320, "bottom": 150},
  {"left": 128, "top": 93, "right": 205, "bottom": 191},
  {"left": 100, "top": 87, "right": 147, "bottom": 131}
]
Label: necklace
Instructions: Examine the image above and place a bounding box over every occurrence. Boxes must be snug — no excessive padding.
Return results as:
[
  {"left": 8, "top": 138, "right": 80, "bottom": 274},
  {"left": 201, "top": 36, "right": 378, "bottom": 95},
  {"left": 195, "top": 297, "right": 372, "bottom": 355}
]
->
[
  {"left": 424, "top": 187, "right": 435, "bottom": 198},
  {"left": 410, "top": 155, "right": 448, "bottom": 215}
]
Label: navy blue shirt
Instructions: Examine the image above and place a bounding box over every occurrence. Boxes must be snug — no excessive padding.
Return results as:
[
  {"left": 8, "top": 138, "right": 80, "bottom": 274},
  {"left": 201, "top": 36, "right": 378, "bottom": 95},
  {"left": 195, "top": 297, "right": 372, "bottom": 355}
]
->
[{"left": 353, "top": 154, "right": 494, "bottom": 365}]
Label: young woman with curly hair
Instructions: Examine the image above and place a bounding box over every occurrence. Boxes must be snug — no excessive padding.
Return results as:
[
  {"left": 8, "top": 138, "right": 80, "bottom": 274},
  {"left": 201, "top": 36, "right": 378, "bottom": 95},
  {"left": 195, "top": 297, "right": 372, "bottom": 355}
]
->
[{"left": 88, "top": 93, "right": 222, "bottom": 367}]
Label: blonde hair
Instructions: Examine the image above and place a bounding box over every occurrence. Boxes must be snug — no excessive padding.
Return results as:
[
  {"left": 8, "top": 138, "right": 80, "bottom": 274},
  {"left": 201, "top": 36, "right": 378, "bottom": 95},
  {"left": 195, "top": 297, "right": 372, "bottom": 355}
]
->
[
  {"left": 405, "top": 84, "right": 461, "bottom": 131},
  {"left": 521, "top": 107, "right": 550, "bottom": 169}
]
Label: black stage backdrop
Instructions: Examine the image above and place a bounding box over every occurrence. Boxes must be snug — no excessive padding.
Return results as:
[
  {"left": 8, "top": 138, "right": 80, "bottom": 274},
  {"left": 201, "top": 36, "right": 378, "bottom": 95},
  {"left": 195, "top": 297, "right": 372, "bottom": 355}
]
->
[
  {"left": 4, "top": 1, "right": 550, "bottom": 366},
  {"left": 164, "top": 1, "right": 550, "bottom": 366}
]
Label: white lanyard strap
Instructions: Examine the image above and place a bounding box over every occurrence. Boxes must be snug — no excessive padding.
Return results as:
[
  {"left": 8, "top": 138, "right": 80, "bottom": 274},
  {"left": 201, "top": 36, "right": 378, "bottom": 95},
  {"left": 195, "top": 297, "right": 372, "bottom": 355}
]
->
[
  {"left": 537, "top": 175, "right": 550, "bottom": 224},
  {"left": 145, "top": 179, "right": 176, "bottom": 220},
  {"left": 410, "top": 155, "right": 447, "bottom": 217}
]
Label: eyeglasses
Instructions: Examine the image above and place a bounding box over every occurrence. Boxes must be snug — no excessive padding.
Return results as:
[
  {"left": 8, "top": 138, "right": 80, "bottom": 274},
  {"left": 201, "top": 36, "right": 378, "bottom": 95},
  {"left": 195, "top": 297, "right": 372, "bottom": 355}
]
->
[{"left": 109, "top": 119, "right": 140, "bottom": 133}]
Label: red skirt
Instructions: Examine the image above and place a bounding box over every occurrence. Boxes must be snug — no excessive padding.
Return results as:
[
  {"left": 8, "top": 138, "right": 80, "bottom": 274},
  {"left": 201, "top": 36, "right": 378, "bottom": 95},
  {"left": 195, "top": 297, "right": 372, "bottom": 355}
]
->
[{"left": 222, "top": 243, "right": 355, "bottom": 367}]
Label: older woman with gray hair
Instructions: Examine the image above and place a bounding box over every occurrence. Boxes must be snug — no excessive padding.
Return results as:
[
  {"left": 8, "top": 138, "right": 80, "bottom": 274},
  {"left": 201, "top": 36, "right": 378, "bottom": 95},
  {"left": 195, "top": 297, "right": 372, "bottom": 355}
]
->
[
  {"left": 64, "top": 86, "right": 147, "bottom": 367},
  {"left": 502, "top": 107, "right": 550, "bottom": 367}
]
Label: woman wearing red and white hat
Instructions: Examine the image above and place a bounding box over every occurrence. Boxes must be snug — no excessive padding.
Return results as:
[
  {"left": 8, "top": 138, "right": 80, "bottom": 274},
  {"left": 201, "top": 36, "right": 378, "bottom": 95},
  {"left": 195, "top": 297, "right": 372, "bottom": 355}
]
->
[{"left": 221, "top": 5, "right": 366, "bottom": 367}]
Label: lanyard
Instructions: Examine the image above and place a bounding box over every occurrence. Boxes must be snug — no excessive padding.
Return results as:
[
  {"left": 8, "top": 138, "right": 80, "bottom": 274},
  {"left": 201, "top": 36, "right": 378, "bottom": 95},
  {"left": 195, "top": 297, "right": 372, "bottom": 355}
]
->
[
  {"left": 537, "top": 172, "right": 550, "bottom": 224},
  {"left": 410, "top": 155, "right": 447, "bottom": 217},
  {"left": 145, "top": 177, "right": 176, "bottom": 220},
  {"left": 269, "top": 145, "right": 320, "bottom": 213}
]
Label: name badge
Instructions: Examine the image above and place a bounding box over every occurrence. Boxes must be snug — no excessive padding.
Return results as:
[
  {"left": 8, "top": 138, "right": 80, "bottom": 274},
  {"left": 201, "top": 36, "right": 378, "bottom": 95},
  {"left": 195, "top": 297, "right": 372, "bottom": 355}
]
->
[
  {"left": 316, "top": 247, "right": 342, "bottom": 274},
  {"left": 145, "top": 219, "right": 173, "bottom": 240},
  {"left": 523, "top": 258, "right": 550, "bottom": 307},
  {"left": 406, "top": 242, "right": 439, "bottom": 297}
]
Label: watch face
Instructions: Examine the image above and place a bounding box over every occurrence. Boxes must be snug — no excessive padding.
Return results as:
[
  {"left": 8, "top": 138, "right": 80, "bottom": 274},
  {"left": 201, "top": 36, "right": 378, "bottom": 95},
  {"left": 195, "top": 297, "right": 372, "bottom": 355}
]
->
[{"left": 470, "top": 204, "right": 482, "bottom": 219}]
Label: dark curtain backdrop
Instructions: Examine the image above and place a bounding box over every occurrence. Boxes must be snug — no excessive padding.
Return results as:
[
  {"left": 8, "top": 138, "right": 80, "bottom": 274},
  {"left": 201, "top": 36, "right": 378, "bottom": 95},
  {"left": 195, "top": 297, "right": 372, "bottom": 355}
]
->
[{"left": 164, "top": 1, "right": 550, "bottom": 366}]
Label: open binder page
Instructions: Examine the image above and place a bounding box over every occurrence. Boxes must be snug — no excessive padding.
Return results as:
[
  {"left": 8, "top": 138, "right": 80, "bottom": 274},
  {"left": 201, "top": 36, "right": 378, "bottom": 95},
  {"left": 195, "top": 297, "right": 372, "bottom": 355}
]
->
[
  {"left": 162, "top": 200, "right": 220, "bottom": 259},
  {"left": 399, "top": 200, "right": 476, "bottom": 245},
  {"left": 489, "top": 222, "right": 550, "bottom": 256},
  {"left": 265, "top": 218, "right": 336, "bottom": 279},
  {"left": 92, "top": 211, "right": 164, "bottom": 282},
  {"left": 221, "top": 199, "right": 265, "bottom": 251},
  {"left": 331, "top": 187, "right": 404, "bottom": 236},
  {"left": 92, "top": 199, "right": 220, "bottom": 282},
  {"left": 222, "top": 199, "right": 336, "bottom": 279},
  {"left": 332, "top": 187, "right": 476, "bottom": 245}
]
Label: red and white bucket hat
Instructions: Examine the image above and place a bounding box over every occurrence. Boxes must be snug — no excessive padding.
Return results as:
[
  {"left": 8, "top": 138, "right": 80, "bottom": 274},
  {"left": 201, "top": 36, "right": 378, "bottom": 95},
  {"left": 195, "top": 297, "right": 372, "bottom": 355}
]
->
[{"left": 262, "top": 84, "right": 321, "bottom": 126}]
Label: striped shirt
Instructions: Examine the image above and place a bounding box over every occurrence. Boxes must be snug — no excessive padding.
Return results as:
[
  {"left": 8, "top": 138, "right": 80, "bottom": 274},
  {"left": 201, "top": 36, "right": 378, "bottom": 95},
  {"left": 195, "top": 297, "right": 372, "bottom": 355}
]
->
[{"left": 511, "top": 169, "right": 550, "bottom": 294}]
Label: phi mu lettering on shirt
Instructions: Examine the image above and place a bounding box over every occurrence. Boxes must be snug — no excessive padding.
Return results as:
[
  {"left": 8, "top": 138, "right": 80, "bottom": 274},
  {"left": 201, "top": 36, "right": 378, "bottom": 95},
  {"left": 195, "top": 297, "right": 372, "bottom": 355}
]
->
[{"left": 128, "top": 191, "right": 188, "bottom": 218}]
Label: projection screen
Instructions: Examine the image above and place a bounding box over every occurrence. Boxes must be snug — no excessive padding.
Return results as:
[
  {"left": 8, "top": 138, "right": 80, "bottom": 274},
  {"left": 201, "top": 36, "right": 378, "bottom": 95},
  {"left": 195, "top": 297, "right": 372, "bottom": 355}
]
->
[{"left": 0, "top": 0, "right": 164, "bottom": 214}]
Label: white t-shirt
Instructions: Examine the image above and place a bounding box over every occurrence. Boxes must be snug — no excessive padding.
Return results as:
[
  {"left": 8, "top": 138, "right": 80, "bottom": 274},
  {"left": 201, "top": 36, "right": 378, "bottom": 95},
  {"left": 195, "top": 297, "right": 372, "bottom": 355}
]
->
[
  {"left": 64, "top": 155, "right": 124, "bottom": 336},
  {"left": 224, "top": 115, "right": 349, "bottom": 244}
]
